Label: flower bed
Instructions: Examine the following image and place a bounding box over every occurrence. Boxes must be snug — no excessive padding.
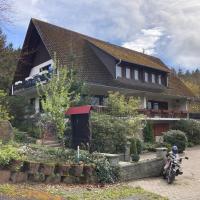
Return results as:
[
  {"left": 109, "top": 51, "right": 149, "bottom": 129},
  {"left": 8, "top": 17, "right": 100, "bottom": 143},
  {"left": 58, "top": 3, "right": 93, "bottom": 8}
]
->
[{"left": 0, "top": 143, "right": 120, "bottom": 184}]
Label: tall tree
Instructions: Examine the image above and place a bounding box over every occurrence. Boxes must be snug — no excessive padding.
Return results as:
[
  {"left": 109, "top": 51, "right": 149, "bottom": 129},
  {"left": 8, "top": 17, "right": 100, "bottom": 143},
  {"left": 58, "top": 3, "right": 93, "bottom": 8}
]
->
[
  {"left": 37, "top": 59, "right": 85, "bottom": 142},
  {"left": 0, "top": 29, "right": 20, "bottom": 92}
]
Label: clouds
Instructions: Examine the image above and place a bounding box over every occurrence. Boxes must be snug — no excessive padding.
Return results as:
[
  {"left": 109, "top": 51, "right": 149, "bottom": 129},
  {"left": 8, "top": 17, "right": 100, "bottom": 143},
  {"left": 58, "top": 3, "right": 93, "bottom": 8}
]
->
[
  {"left": 122, "top": 27, "right": 164, "bottom": 55},
  {"left": 8, "top": 0, "right": 200, "bottom": 70}
]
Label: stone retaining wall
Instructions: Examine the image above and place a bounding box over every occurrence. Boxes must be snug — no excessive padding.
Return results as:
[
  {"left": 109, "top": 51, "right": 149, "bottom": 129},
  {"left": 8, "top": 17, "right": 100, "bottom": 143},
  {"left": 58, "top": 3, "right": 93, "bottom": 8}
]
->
[
  {"left": 119, "top": 158, "right": 164, "bottom": 181},
  {"left": 0, "top": 162, "right": 97, "bottom": 184}
]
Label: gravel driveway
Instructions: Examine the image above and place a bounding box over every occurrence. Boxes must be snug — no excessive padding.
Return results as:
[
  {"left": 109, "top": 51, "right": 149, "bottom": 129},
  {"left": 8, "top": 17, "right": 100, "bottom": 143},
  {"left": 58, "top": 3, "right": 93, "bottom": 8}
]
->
[{"left": 127, "top": 146, "right": 200, "bottom": 200}]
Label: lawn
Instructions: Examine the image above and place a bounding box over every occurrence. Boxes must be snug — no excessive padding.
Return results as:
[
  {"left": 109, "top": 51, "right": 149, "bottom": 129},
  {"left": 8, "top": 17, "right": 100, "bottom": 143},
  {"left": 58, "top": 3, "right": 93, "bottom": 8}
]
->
[{"left": 0, "top": 183, "right": 168, "bottom": 200}]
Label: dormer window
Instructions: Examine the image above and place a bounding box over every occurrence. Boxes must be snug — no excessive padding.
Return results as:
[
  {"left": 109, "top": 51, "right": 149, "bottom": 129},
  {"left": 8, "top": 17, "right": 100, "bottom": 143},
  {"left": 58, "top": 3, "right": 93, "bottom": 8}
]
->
[
  {"left": 152, "top": 74, "right": 156, "bottom": 83},
  {"left": 158, "top": 75, "right": 162, "bottom": 85},
  {"left": 126, "top": 68, "right": 131, "bottom": 79},
  {"left": 116, "top": 65, "right": 122, "bottom": 78},
  {"left": 134, "top": 69, "right": 139, "bottom": 80},
  {"left": 144, "top": 72, "right": 148, "bottom": 82}
]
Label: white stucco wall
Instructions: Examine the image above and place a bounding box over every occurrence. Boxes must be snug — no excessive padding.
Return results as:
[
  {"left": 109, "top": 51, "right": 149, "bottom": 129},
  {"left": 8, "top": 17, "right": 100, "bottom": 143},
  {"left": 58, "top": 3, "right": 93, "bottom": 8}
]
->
[{"left": 29, "top": 59, "right": 53, "bottom": 77}]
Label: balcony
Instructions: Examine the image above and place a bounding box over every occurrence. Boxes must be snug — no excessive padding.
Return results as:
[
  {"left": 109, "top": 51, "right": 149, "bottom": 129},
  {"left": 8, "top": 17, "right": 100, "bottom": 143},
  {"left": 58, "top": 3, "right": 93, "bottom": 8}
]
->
[
  {"left": 12, "top": 71, "right": 52, "bottom": 94},
  {"left": 137, "top": 109, "right": 188, "bottom": 119}
]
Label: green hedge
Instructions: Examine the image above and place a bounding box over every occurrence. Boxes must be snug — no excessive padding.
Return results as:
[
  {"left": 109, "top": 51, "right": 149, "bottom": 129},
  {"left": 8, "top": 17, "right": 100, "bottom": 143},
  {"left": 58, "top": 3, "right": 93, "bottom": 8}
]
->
[
  {"left": 143, "top": 122, "right": 154, "bottom": 143},
  {"left": 163, "top": 130, "right": 188, "bottom": 153},
  {"left": 172, "top": 119, "right": 200, "bottom": 145},
  {"left": 129, "top": 138, "right": 142, "bottom": 155}
]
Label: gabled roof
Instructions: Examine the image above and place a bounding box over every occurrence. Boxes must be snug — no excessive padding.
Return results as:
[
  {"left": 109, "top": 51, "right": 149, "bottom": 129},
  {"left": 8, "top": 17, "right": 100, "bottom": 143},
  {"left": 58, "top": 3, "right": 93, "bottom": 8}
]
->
[
  {"left": 15, "top": 18, "right": 195, "bottom": 98},
  {"left": 86, "top": 39, "right": 170, "bottom": 72},
  {"left": 32, "top": 18, "right": 170, "bottom": 73}
]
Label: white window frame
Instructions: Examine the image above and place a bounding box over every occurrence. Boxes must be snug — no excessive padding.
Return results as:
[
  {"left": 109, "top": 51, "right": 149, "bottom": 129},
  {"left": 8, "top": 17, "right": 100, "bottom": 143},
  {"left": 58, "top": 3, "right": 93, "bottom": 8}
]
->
[
  {"left": 126, "top": 68, "right": 131, "bottom": 79},
  {"left": 152, "top": 74, "right": 156, "bottom": 83},
  {"left": 144, "top": 72, "right": 148, "bottom": 82},
  {"left": 134, "top": 69, "right": 139, "bottom": 80},
  {"left": 116, "top": 65, "right": 122, "bottom": 78},
  {"left": 158, "top": 75, "right": 162, "bottom": 85}
]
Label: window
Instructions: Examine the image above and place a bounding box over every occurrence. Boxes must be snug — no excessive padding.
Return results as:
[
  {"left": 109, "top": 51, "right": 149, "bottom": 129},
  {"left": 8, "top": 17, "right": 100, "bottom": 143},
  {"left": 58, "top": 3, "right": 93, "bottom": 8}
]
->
[
  {"left": 144, "top": 72, "right": 148, "bottom": 82},
  {"left": 152, "top": 74, "right": 156, "bottom": 83},
  {"left": 158, "top": 75, "right": 162, "bottom": 85},
  {"left": 116, "top": 65, "right": 122, "bottom": 78},
  {"left": 126, "top": 68, "right": 131, "bottom": 79},
  {"left": 153, "top": 103, "right": 159, "bottom": 110},
  {"left": 39, "top": 64, "right": 51, "bottom": 72},
  {"left": 30, "top": 98, "right": 35, "bottom": 106},
  {"left": 166, "top": 76, "right": 169, "bottom": 87},
  {"left": 134, "top": 69, "right": 139, "bottom": 80}
]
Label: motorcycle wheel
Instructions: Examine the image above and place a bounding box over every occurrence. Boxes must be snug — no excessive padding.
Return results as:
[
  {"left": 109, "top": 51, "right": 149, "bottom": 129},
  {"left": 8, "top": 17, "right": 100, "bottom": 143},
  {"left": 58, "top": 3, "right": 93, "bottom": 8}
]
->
[
  {"left": 163, "top": 170, "right": 167, "bottom": 179},
  {"left": 167, "top": 171, "right": 175, "bottom": 184}
]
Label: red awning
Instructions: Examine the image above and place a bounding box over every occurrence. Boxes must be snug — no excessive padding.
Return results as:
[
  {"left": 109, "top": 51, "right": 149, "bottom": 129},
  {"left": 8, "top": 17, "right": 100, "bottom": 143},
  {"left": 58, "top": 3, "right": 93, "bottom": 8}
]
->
[{"left": 65, "top": 105, "right": 93, "bottom": 115}]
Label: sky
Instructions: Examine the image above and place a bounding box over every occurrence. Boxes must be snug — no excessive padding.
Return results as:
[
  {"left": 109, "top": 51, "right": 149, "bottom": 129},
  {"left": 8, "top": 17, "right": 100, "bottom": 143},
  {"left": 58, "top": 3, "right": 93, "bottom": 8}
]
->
[{"left": 2, "top": 0, "right": 200, "bottom": 71}]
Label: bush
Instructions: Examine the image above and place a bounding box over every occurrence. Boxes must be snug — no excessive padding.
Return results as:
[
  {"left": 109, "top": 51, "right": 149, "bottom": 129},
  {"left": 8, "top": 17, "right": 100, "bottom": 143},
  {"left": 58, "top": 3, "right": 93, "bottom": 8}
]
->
[
  {"left": 13, "top": 129, "right": 36, "bottom": 144},
  {"left": 91, "top": 113, "right": 128, "bottom": 153},
  {"left": 143, "top": 122, "right": 154, "bottom": 143},
  {"left": 130, "top": 138, "right": 142, "bottom": 155},
  {"left": 172, "top": 119, "right": 200, "bottom": 145},
  {"left": 163, "top": 130, "right": 188, "bottom": 153},
  {"left": 94, "top": 155, "right": 120, "bottom": 183},
  {"left": 132, "top": 154, "right": 140, "bottom": 162},
  {"left": 0, "top": 142, "right": 23, "bottom": 167}
]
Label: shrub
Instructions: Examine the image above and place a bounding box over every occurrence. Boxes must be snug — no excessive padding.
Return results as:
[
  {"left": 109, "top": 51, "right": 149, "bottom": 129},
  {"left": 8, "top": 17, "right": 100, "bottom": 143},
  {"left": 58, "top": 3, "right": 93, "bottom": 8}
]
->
[
  {"left": 13, "top": 129, "right": 36, "bottom": 144},
  {"left": 143, "top": 122, "right": 154, "bottom": 143},
  {"left": 172, "top": 119, "right": 200, "bottom": 145},
  {"left": 130, "top": 138, "right": 142, "bottom": 155},
  {"left": 91, "top": 113, "right": 128, "bottom": 153},
  {"left": 0, "top": 142, "right": 22, "bottom": 167},
  {"left": 91, "top": 154, "right": 120, "bottom": 183},
  {"left": 163, "top": 130, "right": 188, "bottom": 153}
]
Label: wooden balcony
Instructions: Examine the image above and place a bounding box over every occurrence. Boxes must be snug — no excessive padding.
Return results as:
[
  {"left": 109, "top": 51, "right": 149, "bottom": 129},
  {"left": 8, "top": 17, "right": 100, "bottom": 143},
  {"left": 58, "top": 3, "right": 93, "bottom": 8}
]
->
[
  {"left": 12, "top": 71, "right": 54, "bottom": 95},
  {"left": 137, "top": 109, "right": 188, "bottom": 119}
]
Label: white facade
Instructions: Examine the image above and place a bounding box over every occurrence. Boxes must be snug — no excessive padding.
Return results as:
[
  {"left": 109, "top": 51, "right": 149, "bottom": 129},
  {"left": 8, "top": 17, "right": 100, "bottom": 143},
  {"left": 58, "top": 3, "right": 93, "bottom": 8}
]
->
[{"left": 29, "top": 59, "right": 53, "bottom": 77}]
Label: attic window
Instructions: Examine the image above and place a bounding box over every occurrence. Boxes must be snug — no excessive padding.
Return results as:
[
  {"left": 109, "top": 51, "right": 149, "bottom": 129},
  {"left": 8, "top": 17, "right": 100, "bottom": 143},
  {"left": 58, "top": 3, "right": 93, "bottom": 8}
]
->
[
  {"left": 152, "top": 74, "right": 156, "bottom": 83},
  {"left": 144, "top": 72, "right": 148, "bottom": 82},
  {"left": 126, "top": 68, "right": 131, "bottom": 79},
  {"left": 158, "top": 75, "right": 162, "bottom": 85},
  {"left": 116, "top": 65, "right": 122, "bottom": 78},
  {"left": 134, "top": 69, "right": 139, "bottom": 80}
]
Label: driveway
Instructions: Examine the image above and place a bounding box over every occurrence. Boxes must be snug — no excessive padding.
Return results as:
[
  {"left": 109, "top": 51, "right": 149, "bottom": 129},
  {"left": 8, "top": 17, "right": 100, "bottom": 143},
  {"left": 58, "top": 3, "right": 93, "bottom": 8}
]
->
[{"left": 127, "top": 146, "right": 200, "bottom": 200}]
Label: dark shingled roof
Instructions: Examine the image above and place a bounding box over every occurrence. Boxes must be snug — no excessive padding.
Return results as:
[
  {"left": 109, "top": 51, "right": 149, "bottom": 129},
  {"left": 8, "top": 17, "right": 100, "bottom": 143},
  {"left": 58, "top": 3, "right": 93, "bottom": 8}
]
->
[{"left": 17, "top": 18, "right": 195, "bottom": 98}]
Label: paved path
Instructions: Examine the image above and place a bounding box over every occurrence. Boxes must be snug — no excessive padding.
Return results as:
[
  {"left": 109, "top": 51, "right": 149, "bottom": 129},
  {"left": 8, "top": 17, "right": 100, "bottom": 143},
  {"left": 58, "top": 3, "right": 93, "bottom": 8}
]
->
[{"left": 127, "top": 146, "right": 200, "bottom": 200}]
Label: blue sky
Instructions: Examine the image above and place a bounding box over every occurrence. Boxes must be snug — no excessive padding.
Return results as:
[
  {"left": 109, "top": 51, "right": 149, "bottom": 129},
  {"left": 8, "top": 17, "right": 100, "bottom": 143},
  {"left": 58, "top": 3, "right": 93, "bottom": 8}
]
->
[{"left": 2, "top": 0, "right": 200, "bottom": 71}]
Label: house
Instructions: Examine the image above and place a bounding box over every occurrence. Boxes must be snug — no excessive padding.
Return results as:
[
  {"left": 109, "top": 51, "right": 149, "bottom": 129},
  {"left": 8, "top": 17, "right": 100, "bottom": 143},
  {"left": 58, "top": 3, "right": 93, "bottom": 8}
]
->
[{"left": 12, "top": 18, "right": 195, "bottom": 141}]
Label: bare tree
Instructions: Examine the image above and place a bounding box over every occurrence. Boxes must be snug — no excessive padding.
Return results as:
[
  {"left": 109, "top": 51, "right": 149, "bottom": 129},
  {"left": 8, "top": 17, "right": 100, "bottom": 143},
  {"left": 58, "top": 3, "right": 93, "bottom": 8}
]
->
[{"left": 0, "top": 0, "right": 11, "bottom": 24}]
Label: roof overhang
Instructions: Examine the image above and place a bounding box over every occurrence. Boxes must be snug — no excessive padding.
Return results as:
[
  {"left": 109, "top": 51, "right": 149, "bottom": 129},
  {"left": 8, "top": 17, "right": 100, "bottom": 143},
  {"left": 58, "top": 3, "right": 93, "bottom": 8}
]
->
[{"left": 65, "top": 105, "right": 93, "bottom": 115}]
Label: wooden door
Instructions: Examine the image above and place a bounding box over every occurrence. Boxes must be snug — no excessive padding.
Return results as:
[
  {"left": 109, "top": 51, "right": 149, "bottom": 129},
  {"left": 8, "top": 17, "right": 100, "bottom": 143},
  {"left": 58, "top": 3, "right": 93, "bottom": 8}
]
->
[{"left": 153, "top": 123, "right": 169, "bottom": 137}]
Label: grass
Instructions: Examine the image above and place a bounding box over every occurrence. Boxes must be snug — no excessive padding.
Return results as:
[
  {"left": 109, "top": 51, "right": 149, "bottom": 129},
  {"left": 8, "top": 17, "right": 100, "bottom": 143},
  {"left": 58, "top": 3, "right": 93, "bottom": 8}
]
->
[
  {"left": 0, "top": 183, "right": 168, "bottom": 200},
  {"left": 0, "top": 184, "right": 62, "bottom": 200}
]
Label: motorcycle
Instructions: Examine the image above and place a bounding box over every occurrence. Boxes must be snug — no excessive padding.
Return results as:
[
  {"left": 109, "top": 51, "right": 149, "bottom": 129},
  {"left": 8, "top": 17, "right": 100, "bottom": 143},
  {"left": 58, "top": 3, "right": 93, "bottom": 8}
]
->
[{"left": 163, "top": 154, "right": 189, "bottom": 184}]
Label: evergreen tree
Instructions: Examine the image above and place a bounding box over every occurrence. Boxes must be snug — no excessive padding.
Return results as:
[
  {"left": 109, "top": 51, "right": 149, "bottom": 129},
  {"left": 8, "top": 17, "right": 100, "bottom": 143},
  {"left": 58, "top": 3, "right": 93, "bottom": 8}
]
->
[{"left": 0, "top": 29, "right": 20, "bottom": 92}]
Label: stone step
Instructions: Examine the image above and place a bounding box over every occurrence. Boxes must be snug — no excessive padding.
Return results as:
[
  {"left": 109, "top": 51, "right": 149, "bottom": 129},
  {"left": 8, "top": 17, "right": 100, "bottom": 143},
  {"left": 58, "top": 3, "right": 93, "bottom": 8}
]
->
[
  {"left": 43, "top": 140, "right": 60, "bottom": 145},
  {"left": 43, "top": 143, "right": 61, "bottom": 147}
]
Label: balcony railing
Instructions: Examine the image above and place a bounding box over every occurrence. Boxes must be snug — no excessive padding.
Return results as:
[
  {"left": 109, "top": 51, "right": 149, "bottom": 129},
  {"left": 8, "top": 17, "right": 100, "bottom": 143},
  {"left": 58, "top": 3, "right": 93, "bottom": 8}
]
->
[
  {"left": 137, "top": 109, "right": 188, "bottom": 118},
  {"left": 12, "top": 71, "right": 52, "bottom": 94}
]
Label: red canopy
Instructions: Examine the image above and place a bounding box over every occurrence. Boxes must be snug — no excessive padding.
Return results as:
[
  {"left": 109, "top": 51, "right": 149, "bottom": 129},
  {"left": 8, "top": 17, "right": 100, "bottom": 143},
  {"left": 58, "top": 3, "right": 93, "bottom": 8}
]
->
[{"left": 65, "top": 105, "right": 93, "bottom": 115}]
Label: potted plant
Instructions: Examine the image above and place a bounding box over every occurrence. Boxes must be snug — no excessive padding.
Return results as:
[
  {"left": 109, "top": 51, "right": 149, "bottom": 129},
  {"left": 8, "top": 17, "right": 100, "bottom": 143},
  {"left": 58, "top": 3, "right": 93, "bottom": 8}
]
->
[
  {"left": 70, "top": 162, "right": 84, "bottom": 177},
  {"left": 55, "top": 163, "right": 71, "bottom": 176},
  {"left": 83, "top": 163, "right": 95, "bottom": 177},
  {"left": 9, "top": 159, "right": 24, "bottom": 172}
]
